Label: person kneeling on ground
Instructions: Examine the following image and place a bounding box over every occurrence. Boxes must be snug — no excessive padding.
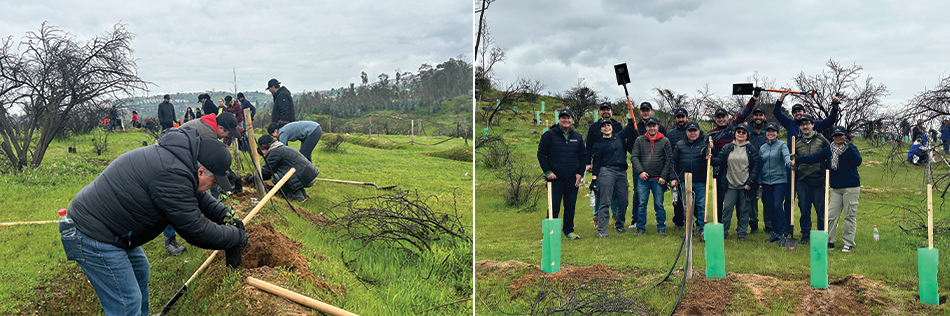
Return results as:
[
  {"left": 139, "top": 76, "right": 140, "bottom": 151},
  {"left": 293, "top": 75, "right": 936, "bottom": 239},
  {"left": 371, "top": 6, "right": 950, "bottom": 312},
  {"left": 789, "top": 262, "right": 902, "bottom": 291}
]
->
[
  {"left": 257, "top": 134, "right": 319, "bottom": 202},
  {"left": 60, "top": 128, "right": 246, "bottom": 316}
]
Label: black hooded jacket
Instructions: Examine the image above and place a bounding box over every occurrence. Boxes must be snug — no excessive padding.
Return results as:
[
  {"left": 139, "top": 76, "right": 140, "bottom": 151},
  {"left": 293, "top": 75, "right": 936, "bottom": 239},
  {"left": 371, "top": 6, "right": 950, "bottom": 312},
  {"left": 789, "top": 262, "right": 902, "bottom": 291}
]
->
[
  {"left": 538, "top": 126, "right": 586, "bottom": 181},
  {"left": 68, "top": 128, "right": 242, "bottom": 250},
  {"left": 271, "top": 86, "right": 296, "bottom": 126},
  {"left": 158, "top": 101, "right": 175, "bottom": 125}
]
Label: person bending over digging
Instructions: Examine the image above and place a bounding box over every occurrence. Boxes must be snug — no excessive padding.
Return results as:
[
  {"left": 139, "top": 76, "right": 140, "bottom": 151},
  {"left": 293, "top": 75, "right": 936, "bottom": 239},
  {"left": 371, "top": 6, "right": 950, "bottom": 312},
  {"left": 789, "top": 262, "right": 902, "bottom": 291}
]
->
[
  {"left": 257, "top": 134, "right": 320, "bottom": 202},
  {"left": 268, "top": 120, "right": 323, "bottom": 162},
  {"left": 59, "top": 128, "right": 246, "bottom": 316}
]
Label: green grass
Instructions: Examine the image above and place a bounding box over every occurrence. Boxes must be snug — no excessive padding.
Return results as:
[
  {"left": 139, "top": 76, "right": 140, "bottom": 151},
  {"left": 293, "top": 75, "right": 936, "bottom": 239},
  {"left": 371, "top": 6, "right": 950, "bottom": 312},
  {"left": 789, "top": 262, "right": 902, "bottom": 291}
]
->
[
  {"left": 474, "top": 108, "right": 950, "bottom": 315},
  {"left": 0, "top": 128, "right": 473, "bottom": 315}
]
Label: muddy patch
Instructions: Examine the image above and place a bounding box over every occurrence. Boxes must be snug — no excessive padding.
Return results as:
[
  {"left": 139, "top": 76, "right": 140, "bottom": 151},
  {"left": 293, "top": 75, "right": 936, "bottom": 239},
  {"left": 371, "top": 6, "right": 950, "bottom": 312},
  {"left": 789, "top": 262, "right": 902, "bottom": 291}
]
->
[{"left": 242, "top": 222, "right": 342, "bottom": 296}]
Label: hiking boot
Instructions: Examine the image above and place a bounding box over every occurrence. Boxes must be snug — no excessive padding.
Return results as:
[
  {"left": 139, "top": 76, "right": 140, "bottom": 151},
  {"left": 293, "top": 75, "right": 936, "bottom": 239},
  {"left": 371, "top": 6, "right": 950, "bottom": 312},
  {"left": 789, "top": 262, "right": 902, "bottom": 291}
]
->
[
  {"left": 634, "top": 228, "right": 646, "bottom": 236},
  {"left": 164, "top": 236, "right": 186, "bottom": 256},
  {"left": 738, "top": 236, "right": 747, "bottom": 242},
  {"left": 828, "top": 243, "right": 835, "bottom": 249},
  {"left": 841, "top": 245, "right": 853, "bottom": 252},
  {"left": 799, "top": 235, "right": 810, "bottom": 245},
  {"left": 592, "top": 216, "right": 598, "bottom": 231},
  {"left": 597, "top": 233, "right": 610, "bottom": 238},
  {"left": 566, "top": 233, "right": 581, "bottom": 240},
  {"left": 658, "top": 229, "right": 667, "bottom": 236},
  {"left": 779, "top": 235, "right": 788, "bottom": 247},
  {"left": 766, "top": 233, "right": 780, "bottom": 243},
  {"left": 616, "top": 227, "right": 628, "bottom": 233}
]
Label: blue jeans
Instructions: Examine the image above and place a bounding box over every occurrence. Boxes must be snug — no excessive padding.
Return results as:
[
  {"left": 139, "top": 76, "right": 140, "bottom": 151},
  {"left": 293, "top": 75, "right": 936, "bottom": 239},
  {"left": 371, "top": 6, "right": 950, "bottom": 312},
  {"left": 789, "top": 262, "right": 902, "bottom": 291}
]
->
[
  {"left": 763, "top": 183, "right": 790, "bottom": 235},
  {"left": 796, "top": 180, "right": 826, "bottom": 236},
  {"left": 636, "top": 178, "right": 666, "bottom": 230},
  {"left": 550, "top": 178, "right": 579, "bottom": 236},
  {"left": 61, "top": 221, "right": 150, "bottom": 316},
  {"left": 163, "top": 224, "right": 176, "bottom": 238}
]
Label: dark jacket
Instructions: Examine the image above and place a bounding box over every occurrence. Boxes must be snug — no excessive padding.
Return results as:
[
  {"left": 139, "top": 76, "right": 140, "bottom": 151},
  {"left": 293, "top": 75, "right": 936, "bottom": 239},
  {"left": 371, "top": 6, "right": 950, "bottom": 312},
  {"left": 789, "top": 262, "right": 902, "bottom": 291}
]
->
[
  {"left": 271, "top": 86, "right": 296, "bottom": 126},
  {"left": 202, "top": 99, "right": 217, "bottom": 117},
  {"left": 68, "top": 128, "right": 242, "bottom": 250},
  {"left": 797, "top": 142, "right": 862, "bottom": 188},
  {"left": 635, "top": 118, "right": 667, "bottom": 137},
  {"left": 183, "top": 110, "right": 196, "bottom": 122},
  {"left": 670, "top": 137, "right": 710, "bottom": 183},
  {"left": 709, "top": 97, "right": 755, "bottom": 156},
  {"left": 711, "top": 141, "right": 760, "bottom": 188},
  {"left": 590, "top": 120, "right": 637, "bottom": 177},
  {"left": 794, "top": 132, "right": 829, "bottom": 183},
  {"left": 538, "top": 126, "right": 586, "bottom": 181},
  {"left": 241, "top": 99, "right": 257, "bottom": 122},
  {"left": 158, "top": 101, "right": 175, "bottom": 126},
  {"left": 586, "top": 118, "right": 626, "bottom": 167},
  {"left": 773, "top": 100, "right": 839, "bottom": 149},
  {"left": 630, "top": 132, "right": 672, "bottom": 179},
  {"left": 227, "top": 101, "right": 244, "bottom": 123},
  {"left": 261, "top": 142, "right": 319, "bottom": 194}
]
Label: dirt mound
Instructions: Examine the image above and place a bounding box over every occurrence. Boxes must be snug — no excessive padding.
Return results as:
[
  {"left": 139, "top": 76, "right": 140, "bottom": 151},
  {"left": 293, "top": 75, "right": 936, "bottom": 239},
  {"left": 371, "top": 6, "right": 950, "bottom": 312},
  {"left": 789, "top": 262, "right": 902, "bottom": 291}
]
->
[
  {"left": 237, "top": 266, "right": 314, "bottom": 315},
  {"left": 475, "top": 259, "right": 537, "bottom": 275},
  {"left": 675, "top": 275, "right": 734, "bottom": 316},
  {"left": 510, "top": 263, "right": 619, "bottom": 294},
  {"left": 798, "top": 274, "right": 888, "bottom": 315},
  {"left": 242, "top": 222, "right": 343, "bottom": 296}
]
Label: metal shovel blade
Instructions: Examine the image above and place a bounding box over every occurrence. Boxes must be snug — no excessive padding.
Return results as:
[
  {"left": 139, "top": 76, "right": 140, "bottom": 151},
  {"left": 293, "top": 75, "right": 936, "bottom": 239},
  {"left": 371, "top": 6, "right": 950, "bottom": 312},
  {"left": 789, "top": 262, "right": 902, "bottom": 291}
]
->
[{"left": 733, "top": 83, "right": 754, "bottom": 95}]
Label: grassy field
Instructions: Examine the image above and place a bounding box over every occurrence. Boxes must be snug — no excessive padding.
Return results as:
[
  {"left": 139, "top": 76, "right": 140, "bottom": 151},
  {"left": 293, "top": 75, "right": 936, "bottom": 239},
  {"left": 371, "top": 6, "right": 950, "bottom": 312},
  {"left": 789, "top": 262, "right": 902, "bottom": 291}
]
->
[
  {"left": 0, "top": 127, "right": 473, "bottom": 315},
  {"left": 474, "top": 101, "right": 950, "bottom": 315}
]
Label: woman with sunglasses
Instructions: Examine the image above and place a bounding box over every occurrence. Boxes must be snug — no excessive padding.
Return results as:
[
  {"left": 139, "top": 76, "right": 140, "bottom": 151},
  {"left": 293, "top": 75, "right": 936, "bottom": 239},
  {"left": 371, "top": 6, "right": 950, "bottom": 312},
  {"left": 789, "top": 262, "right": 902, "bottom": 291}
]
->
[{"left": 711, "top": 123, "right": 760, "bottom": 241}]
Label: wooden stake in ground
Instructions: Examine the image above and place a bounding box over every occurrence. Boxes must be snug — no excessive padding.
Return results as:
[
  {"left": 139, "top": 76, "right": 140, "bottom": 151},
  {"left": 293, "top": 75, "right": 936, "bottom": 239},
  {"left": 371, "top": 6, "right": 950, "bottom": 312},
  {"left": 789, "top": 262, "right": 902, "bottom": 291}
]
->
[
  {"left": 159, "top": 168, "right": 296, "bottom": 316},
  {"left": 541, "top": 181, "right": 562, "bottom": 273},
  {"left": 684, "top": 172, "right": 693, "bottom": 278},
  {"left": 928, "top": 183, "right": 933, "bottom": 249},
  {"left": 244, "top": 107, "right": 266, "bottom": 198},
  {"left": 787, "top": 137, "right": 798, "bottom": 250},
  {"left": 918, "top": 183, "right": 940, "bottom": 305},
  {"left": 246, "top": 277, "right": 357, "bottom": 316},
  {"left": 705, "top": 136, "right": 712, "bottom": 224}
]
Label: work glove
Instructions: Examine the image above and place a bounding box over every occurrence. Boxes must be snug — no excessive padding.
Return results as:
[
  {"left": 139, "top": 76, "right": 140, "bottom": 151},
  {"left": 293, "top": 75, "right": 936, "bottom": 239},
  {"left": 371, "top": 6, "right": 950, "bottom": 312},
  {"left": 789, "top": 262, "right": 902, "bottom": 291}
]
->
[
  {"left": 243, "top": 173, "right": 255, "bottom": 184},
  {"left": 225, "top": 228, "right": 248, "bottom": 268},
  {"left": 588, "top": 179, "right": 599, "bottom": 194},
  {"left": 753, "top": 87, "right": 762, "bottom": 97}
]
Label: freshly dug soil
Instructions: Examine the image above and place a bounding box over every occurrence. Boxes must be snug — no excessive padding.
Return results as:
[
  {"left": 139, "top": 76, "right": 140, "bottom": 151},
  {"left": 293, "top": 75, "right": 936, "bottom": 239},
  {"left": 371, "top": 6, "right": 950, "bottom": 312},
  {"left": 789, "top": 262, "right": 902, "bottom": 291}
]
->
[{"left": 242, "top": 222, "right": 343, "bottom": 296}]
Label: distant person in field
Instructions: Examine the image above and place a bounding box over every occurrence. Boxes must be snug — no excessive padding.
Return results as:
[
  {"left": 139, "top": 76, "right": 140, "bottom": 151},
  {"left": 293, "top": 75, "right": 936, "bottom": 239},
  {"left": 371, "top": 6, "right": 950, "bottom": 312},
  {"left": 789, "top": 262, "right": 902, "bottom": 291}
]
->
[
  {"left": 537, "top": 108, "right": 586, "bottom": 240},
  {"left": 791, "top": 114, "right": 829, "bottom": 245},
  {"left": 585, "top": 102, "right": 630, "bottom": 232},
  {"left": 630, "top": 117, "right": 673, "bottom": 237},
  {"left": 157, "top": 94, "right": 175, "bottom": 130},
  {"left": 257, "top": 134, "right": 319, "bottom": 202},
  {"left": 131, "top": 111, "right": 139, "bottom": 128},
  {"left": 941, "top": 119, "right": 950, "bottom": 154},
  {"left": 225, "top": 95, "right": 244, "bottom": 127},
  {"left": 198, "top": 93, "right": 216, "bottom": 117},
  {"left": 267, "top": 78, "right": 296, "bottom": 127},
  {"left": 268, "top": 120, "right": 323, "bottom": 162},
  {"left": 59, "top": 129, "right": 245, "bottom": 315},
  {"left": 912, "top": 119, "right": 928, "bottom": 146},
  {"left": 794, "top": 126, "right": 862, "bottom": 252},
  {"left": 217, "top": 99, "right": 227, "bottom": 115},
  {"left": 108, "top": 106, "right": 119, "bottom": 131},
  {"left": 711, "top": 123, "right": 760, "bottom": 241},
  {"left": 237, "top": 92, "right": 257, "bottom": 126},
  {"left": 669, "top": 121, "right": 711, "bottom": 237},
  {"left": 183, "top": 107, "right": 196, "bottom": 123},
  {"left": 589, "top": 116, "right": 637, "bottom": 238}
]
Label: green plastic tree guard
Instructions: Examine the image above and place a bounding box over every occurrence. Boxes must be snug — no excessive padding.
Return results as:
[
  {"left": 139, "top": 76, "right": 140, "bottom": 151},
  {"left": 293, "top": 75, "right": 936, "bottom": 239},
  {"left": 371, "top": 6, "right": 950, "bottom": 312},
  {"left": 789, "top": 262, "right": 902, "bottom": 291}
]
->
[
  {"left": 810, "top": 230, "right": 828, "bottom": 289},
  {"left": 541, "top": 101, "right": 545, "bottom": 113},
  {"left": 482, "top": 128, "right": 489, "bottom": 139},
  {"left": 541, "top": 218, "right": 562, "bottom": 273},
  {"left": 918, "top": 248, "right": 939, "bottom": 305},
  {"left": 704, "top": 223, "right": 725, "bottom": 279}
]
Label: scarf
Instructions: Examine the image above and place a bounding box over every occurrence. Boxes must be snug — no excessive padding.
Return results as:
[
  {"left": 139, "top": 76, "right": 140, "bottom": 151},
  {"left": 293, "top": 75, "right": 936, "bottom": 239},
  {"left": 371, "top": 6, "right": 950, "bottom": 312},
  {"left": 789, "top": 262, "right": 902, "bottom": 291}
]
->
[{"left": 830, "top": 141, "right": 848, "bottom": 170}]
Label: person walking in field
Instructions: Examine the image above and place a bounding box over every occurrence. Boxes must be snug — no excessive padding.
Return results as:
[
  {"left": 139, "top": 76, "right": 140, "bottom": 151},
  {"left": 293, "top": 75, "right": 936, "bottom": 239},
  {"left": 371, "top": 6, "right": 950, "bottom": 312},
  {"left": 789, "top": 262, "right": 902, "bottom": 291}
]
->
[
  {"left": 711, "top": 123, "right": 760, "bottom": 241},
  {"left": 941, "top": 119, "right": 950, "bottom": 155},
  {"left": 238, "top": 92, "right": 257, "bottom": 125},
  {"left": 630, "top": 117, "right": 672, "bottom": 236},
  {"left": 794, "top": 126, "right": 862, "bottom": 252},
  {"left": 257, "top": 134, "right": 319, "bottom": 202},
  {"left": 792, "top": 114, "right": 830, "bottom": 245},
  {"left": 759, "top": 123, "right": 791, "bottom": 246},
  {"left": 157, "top": 94, "right": 176, "bottom": 130},
  {"left": 589, "top": 117, "right": 637, "bottom": 238},
  {"left": 268, "top": 120, "right": 323, "bottom": 162},
  {"left": 267, "top": 78, "right": 296, "bottom": 127},
  {"left": 669, "top": 121, "right": 711, "bottom": 237},
  {"left": 537, "top": 108, "right": 586, "bottom": 240},
  {"left": 60, "top": 128, "right": 246, "bottom": 315},
  {"left": 585, "top": 102, "right": 629, "bottom": 232}
]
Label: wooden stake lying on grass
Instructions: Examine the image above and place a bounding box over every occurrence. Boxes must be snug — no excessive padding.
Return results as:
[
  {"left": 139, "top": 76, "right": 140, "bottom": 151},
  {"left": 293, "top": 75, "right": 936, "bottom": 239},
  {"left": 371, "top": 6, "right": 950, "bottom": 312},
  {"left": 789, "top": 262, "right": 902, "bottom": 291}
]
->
[
  {"left": 246, "top": 277, "right": 357, "bottom": 316},
  {"left": 0, "top": 220, "right": 58, "bottom": 226},
  {"left": 159, "top": 168, "right": 296, "bottom": 316}
]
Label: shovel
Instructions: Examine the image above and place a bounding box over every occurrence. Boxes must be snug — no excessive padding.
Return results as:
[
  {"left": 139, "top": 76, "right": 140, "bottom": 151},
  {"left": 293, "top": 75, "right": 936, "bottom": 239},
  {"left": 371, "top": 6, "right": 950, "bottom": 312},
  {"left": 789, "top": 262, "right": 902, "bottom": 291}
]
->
[
  {"left": 733, "top": 83, "right": 817, "bottom": 97},
  {"left": 613, "top": 63, "right": 639, "bottom": 134},
  {"left": 787, "top": 137, "right": 798, "bottom": 250},
  {"left": 810, "top": 169, "right": 829, "bottom": 289},
  {"left": 158, "top": 168, "right": 296, "bottom": 316},
  {"left": 918, "top": 184, "right": 939, "bottom": 305},
  {"left": 315, "top": 177, "right": 397, "bottom": 190},
  {"left": 541, "top": 181, "right": 561, "bottom": 273}
]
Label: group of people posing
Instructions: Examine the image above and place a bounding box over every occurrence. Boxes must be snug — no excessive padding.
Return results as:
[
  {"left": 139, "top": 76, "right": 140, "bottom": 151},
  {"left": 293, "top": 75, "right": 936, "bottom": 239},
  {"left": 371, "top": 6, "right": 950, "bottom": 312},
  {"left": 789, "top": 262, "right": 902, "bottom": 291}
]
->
[{"left": 538, "top": 90, "right": 863, "bottom": 253}]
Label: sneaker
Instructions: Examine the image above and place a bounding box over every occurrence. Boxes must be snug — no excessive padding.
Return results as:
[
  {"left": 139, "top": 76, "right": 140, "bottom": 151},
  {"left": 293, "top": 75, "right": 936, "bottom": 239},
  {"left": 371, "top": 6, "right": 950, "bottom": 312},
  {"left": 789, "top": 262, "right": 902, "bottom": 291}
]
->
[
  {"left": 766, "top": 233, "right": 780, "bottom": 243},
  {"left": 698, "top": 232, "right": 705, "bottom": 243},
  {"left": 164, "top": 236, "right": 186, "bottom": 256},
  {"left": 799, "top": 235, "right": 810, "bottom": 245},
  {"left": 616, "top": 227, "right": 628, "bottom": 233},
  {"left": 634, "top": 228, "right": 646, "bottom": 236},
  {"left": 566, "top": 233, "right": 581, "bottom": 240},
  {"left": 828, "top": 243, "right": 835, "bottom": 249},
  {"left": 779, "top": 235, "right": 788, "bottom": 247},
  {"left": 628, "top": 224, "right": 637, "bottom": 229},
  {"left": 597, "top": 233, "right": 610, "bottom": 238},
  {"left": 738, "top": 236, "right": 747, "bottom": 242},
  {"left": 658, "top": 229, "right": 667, "bottom": 236},
  {"left": 841, "top": 245, "right": 853, "bottom": 252}
]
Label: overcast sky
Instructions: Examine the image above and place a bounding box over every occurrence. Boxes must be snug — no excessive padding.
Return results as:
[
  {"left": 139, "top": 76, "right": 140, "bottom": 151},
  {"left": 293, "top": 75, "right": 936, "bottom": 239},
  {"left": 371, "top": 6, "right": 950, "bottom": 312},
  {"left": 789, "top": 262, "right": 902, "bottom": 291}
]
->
[
  {"left": 0, "top": 0, "right": 471, "bottom": 97},
  {"left": 487, "top": 0, "right": 950, "bottom": 109}
]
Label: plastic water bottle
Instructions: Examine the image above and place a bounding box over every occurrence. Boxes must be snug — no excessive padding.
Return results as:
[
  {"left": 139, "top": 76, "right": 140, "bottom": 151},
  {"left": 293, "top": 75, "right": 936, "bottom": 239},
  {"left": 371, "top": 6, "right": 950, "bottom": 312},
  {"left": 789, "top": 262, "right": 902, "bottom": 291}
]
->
[
  {"left": 590, "top": 195, "right": 596, "bottom": 207},
  {"left": 671, "top": 185, "right": 679, "bottom": 203},
  {"left": 873, "top": 225, "right": 879, "bottom": 241},
  {"left": 58, "top": 208, "right": 76, "bottom": 237}
]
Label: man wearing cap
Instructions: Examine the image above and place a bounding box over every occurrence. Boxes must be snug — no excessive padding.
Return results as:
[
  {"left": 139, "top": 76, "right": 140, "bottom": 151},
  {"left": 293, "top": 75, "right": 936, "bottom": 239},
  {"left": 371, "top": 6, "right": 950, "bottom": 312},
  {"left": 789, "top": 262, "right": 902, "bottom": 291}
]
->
[
  {"left": 774, "top": 92, "right": 840, "bottom": 147},
  {"left": 238, "top": 92, "right": 257, "bottom": 125},
  {"left": 708, "top": 94, "right": 756, "bottom": 222},
  {"left": 667, "top": 108, "right": 700, "bottom": 230},
  {"left": 630, "top": 117, "right": 673, "bottom": 236},
  {"left": 669, "top": 121, "right": 711, "bottom": 237},
  {"left": 267, "top": 78, "right": 296, "bottom": 127},
  {"left": 635, "top": 102, "right": 667, "bottom": 136},
  {"left": 157, "top": 94, "right": 176, "bottom": 131},
  {"left": 59, "top": 127, "right": 246, "bottom": 315},
  {"left": 794, "top": 126, "right": 862, "bottom": 252},
  {"left": 585, "top": 102, "right": 627, "bottom": 231},
  {"left": 744, "top": 106, "right": 771, "bottom": 235},
  {"left": 759, "top": 123, "right": 791, "bottom": 245},
  {"left": 537, "top": 108, "right": 586, "bottom": 240},
  {"left": 198, "top": 93, "right": 217, "bottom": 117},
  {"left": 790, "top": 114, "right": 830, "bottom": 245},
  {"left": 180, "top": 112, "right": 241, "bottom": 141},
  {"left": 589, "top": 117, "right": 637, "bottom": 238}
]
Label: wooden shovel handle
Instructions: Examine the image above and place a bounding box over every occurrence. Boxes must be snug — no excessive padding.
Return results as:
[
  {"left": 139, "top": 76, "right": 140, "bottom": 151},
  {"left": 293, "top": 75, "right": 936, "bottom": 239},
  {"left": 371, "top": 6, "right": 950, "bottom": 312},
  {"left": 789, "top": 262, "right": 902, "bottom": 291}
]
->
[
  {"left": 791, "top": 136, "right": 796, "bottom": 227},
  {"left": 764, "top": 89, "right": 816, "bottom": 97},
  {"left": 547, "top": 181, "right": 553, "bottom": 220}
]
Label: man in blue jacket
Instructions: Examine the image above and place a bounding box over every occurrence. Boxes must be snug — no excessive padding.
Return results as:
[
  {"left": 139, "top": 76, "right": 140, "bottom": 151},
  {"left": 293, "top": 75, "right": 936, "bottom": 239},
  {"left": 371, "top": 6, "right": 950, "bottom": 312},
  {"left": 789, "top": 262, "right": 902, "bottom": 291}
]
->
[
  {"left": 669, "top": 121, "right": 711, "bottom": 236},
  {"left": 60, "top": 128, "right": 246, "bottom": 315},
  {"left": 538, "top": 109, "right": 586, "bottom": 240}
]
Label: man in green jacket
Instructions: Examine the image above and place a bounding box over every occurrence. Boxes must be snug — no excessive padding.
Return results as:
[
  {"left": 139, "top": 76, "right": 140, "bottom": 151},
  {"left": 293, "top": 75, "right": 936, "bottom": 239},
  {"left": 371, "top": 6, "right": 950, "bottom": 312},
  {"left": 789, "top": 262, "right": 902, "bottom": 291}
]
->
[{"left": 792, "top": 115, "right": 830, "bottom": 245}]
